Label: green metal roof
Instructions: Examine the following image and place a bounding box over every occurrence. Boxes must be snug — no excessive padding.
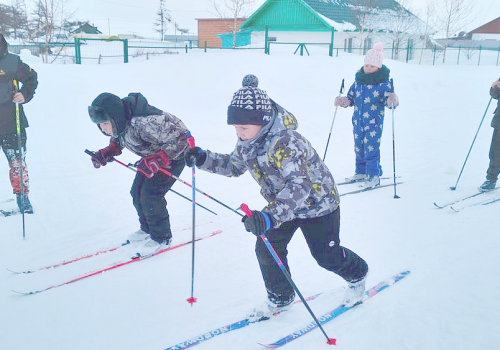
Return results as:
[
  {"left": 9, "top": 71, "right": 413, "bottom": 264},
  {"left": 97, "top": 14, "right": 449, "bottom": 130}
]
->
[
  {"left": 241, "top": 0, "right": 334, "bottom": 31},
  {"left": 241, "top": 0, "right": 411, "bottom": 32}
]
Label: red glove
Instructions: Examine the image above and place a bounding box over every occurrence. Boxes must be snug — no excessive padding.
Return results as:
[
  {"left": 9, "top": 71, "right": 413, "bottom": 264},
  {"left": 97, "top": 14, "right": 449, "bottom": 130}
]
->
[
  {"left": 137, "top": 150, "right": 170, "bottom": 178},
  {"left": 92, "top": 140, "right": 122, "bottom": 168}
]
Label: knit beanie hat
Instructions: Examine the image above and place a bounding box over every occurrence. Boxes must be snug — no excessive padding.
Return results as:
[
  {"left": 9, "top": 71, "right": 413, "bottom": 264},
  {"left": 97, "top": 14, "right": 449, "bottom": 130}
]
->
[
  {"left": 227, "top": 74, "right": 273, "bottom": 125},
  {"left": 364, "top": 42, "right": 384, "bottom": 68},
  {"left": 88, "top": 93, "right": 127, "bottom": 136},
  {"left": 0, "top": 33, "right": 8, "bottom": 59}
]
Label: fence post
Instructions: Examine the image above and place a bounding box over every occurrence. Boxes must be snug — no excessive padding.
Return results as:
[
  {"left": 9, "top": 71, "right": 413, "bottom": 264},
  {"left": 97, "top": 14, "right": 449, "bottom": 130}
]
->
[
  {"left": 186, "top": 44, "right": 188, "bottom": 53},
  {"left": 98, "top": 54, "right": 102, "bottom": 64},
  {"left": 406, "top": 42, "right": 409, "bottom": 63},
  {"left": 204, "top": 41, "right": 207, "bottom": 53},
  {"left": 74, "top": 37, "right": 81, "bottom": 65},
  {"left": 478, "top": 45, "right": 482, "bottom": 66},
  {"left": 329, "top": 28, "right": 334, "bottom": 57},
  {"left": 433, "top": 47, "right": 436, "bottom": 65},
  {"left": 497, "top": 46, "right": 500, "bottom": 66},
  {"left": 265, "top": 25, "right": 269, "bottom": 55},
  {"left": 457, "top": 46, "right": 460, "bottom": 65},
  {"left": 392, "top": 40, "right": 394, "bottom": 59},
  {"left": 123, "top": 39, "right": 128, "bottom": 63}
]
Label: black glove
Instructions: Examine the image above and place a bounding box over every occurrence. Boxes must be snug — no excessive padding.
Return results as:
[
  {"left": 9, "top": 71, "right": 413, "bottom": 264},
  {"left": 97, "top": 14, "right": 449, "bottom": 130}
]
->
[
  {"left": 242, "top": 211, "right": 273, "bottom": 236},
  {"left": 184, "top": 147, "right": 207, "bottom": 167},
  {"left": 91, "top": 140, "right": 122, "bottom": 168}
]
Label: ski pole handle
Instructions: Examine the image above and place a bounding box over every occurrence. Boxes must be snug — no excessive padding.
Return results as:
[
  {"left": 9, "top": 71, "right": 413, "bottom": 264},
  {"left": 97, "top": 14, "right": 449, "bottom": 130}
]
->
[
  {"left": 186, "top": 131, "right": 195, "bottom": 150},
  {"left": 240, "top": 203, "right": 253, "bottom": 217},
  {"left": 339, "top": 78, "right": 345, "bottom": 95}
]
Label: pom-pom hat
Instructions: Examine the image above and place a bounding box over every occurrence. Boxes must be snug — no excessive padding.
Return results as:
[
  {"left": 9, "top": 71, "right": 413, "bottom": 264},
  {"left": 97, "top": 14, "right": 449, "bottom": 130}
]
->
[
  {"left": 227, "top": 74, "right": 273, "bottom": 126},
  {"left": 364, "top": 42, "right": 384, "bottom": 68}
]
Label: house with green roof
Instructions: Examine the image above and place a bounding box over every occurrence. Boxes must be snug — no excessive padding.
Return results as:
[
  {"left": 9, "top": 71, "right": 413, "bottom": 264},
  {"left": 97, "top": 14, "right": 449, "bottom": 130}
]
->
[{"left": 238, "top": 0, "right": 426, "bottom": 54}]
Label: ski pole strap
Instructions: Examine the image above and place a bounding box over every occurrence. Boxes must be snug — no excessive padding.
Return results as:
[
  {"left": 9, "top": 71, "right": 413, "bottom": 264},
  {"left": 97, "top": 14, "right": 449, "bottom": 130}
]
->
[
  {"left": 390, "top": 78, "right": 394, "bottom": 93},
  {"left": 339, "top": 78, "right": 344, "bottom": 94}
]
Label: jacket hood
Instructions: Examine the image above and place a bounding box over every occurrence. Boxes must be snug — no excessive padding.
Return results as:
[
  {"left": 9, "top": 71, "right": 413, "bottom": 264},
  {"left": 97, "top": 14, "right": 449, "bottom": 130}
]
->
[
  {"left": 89, "top": 92, "right": 162, "bottom": 137},
  {"left": 0, "top": 34, "right": 8, "bottom": 60}
]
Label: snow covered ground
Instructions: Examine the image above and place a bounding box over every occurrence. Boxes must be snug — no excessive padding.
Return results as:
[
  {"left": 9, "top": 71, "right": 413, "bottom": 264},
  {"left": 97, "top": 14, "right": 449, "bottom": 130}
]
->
[{"left": 1, "top": 49, "right": 499, "bottom": 350}]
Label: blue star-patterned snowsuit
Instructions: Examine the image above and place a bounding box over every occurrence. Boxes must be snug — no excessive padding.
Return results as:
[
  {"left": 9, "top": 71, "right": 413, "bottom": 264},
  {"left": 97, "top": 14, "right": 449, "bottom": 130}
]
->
[{"left": 346, "top": 66, "right": 393, "bottom": 176}]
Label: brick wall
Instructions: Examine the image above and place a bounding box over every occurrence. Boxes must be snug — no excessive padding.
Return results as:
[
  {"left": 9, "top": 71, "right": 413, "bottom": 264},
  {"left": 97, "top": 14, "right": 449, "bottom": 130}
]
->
[{"left": 197, "top": 18, "right": 247, "bottom": 48}]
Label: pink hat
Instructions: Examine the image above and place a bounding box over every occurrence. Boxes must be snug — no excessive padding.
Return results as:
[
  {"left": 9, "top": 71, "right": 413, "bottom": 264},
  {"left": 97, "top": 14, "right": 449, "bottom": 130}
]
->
[{"left": 364, "top": 42, "right": 384, "bottom": 68}]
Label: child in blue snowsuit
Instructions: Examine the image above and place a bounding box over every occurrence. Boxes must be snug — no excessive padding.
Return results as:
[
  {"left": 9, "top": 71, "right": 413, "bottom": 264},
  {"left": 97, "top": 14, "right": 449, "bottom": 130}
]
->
[{"left": 335, "top": 43, "right": 399, "bottom": 188}]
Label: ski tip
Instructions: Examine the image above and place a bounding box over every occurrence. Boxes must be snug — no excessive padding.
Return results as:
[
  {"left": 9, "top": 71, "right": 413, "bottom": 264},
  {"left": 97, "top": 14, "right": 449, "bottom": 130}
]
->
[
  {"left": 258, "top": 343, "right": 279, "bottom": 349},
  {"left": 327, "top": 338, "right": 337, "bottom": 345},
  {"left": 187, "top": 297, "right": 198, "bottom": 305},
  {"left": 450, "top": 186, "right": 457, "bottom": 191}
]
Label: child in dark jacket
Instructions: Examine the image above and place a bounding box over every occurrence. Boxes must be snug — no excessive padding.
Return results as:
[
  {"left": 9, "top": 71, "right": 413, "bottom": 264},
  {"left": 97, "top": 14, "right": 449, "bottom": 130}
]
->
[
  {"left": 0, "top": 33, "right": 38, "bottom": 213},
  {"left": 479, "top": 79, "right": 500, "bottom": 191},
  {"left": 334, "top": 43, "right": 399, "bottom": 189},
  {"left": 185, "top": 75, "right": 368, "bottom": 321},
  {"left": 88, "top": 92, "right": 189, "bottom": 257}
]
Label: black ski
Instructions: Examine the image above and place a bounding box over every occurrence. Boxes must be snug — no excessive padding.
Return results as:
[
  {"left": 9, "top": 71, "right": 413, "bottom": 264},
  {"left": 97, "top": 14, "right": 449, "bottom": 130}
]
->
[{"left": 433, "top": 191, "right": 492, "bottom": 209}]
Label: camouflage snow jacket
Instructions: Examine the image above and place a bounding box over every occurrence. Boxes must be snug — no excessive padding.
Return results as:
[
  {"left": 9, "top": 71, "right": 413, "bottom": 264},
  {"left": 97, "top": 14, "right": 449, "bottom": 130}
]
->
[
  {"left": 117, "top": 109, "right": 189, "bottom": 161},
  {"left": 199, "top": 102, "right": 340, "bottom": 227}
]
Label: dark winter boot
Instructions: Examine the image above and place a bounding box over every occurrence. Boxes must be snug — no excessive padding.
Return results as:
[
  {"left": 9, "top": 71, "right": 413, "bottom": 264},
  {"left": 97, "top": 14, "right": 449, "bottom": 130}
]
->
[
  {"left": 479, "top": 179, "right": 496, "bottom": 192},
  {"left": 16, "top": 194, "right": 33, "bottom": 214}
]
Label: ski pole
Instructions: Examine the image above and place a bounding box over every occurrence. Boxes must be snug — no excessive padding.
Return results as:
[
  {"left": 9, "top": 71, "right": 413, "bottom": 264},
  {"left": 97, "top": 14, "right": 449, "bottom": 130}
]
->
[
  {"left": 84, "top": 149, "right": 217, "bottom": 215},
  {"left": 157, "top": 167, "right": 245, "bottom": 218},
  {"left": 240, "top": 204, "right": 336, "bottom": 346},
  {"left": 186, "top": 132, "right": 197, "bottom": 306},
  {"left": 390, "top": 78, "right": 400, "bottom": 199},
  {"left": 323, "top": 78, "right": 345, "bottom": 162},
  {"left": 450, "top": 96, "right": 493, "bottom": 190},
  {"left": 13, "top": 79, "right": 26, "bottom": 239}
]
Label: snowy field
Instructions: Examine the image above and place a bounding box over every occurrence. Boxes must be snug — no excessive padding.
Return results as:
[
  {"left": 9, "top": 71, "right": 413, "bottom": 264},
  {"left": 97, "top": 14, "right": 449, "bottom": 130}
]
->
[{"left": 1, "top": 49, "right": 499, "bottom": 350}]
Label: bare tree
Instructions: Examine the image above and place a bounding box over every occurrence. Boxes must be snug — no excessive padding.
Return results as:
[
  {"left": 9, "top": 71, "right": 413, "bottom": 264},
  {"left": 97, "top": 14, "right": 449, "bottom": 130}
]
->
[
  {"left": 350, "top": 0, "right": 377, "bottom": 54},
  {"left": 434, "top": 0, "right": 475, "bottom": 63},
  {"left": 209, "top": 0, "right": 255, "bottom": 48},
  {"left": 0, "top": 2, "right": 28, "bottom": 38},
  {"left": 30, "top": 0, "right": 73, "bottom": 62},
  {"left": 416, "top": 0, "right": 436, "bottom": 64},
  {"left": 153, "top": 0, "right": 171, "bottom": 41},
  {"left": 384, "top": 0, "right": 422, "bottom": 60}
]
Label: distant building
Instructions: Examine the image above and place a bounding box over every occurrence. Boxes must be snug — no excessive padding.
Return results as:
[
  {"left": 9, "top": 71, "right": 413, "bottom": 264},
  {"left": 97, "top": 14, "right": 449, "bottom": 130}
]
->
[
  {"left": 239, "top": 0, "right": 427, "bottom": 52},
  {"left": 466, "top": 17, "right": 500, "bottom": 41},
  {"left": 71, "top": 22, "right": 102, "bottom": 35},
  {"left": 197, "top": 18, "right": 247, "bottom": 48},
  {"left": 432, "top": 17, "right": 500, "bottom": 50}
]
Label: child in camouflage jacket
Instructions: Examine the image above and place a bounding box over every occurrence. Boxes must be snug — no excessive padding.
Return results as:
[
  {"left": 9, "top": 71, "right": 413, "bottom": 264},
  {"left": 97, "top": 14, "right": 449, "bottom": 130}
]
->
[{"left": 185, "top": 75, "right": 368, "bottom": 321}]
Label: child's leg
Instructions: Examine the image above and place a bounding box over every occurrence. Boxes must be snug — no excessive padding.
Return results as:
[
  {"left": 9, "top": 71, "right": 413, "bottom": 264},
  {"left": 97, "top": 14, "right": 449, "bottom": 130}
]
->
[
  {"left": 255, "top": 220, "right": 299, "bottom": 305},
  {"left": 364, "top": 120, "right": 384, "bottom": 176},
  {"left": 130, "top": 159, "right": 184, "bottom": 242},
  {"left": 1, "top": 131, "right": 30, "bottom": 195},
  {"left": 486, "top": 127, "right": 500, "bottom": 181},
  {"left": 131, "top": 174, "right": 150, "bottom": 233},
  {"left": 300, "top": 208, "right": 368, "bottom": 282},
  {"left": 353, "top": 119, "right": 366, "bottom": 174}
]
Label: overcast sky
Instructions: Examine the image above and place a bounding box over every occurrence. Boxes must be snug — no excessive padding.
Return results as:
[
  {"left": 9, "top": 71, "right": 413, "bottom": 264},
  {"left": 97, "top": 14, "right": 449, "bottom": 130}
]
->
[{"left": 1, "top": 0, "right": 499, "bottom": 39}]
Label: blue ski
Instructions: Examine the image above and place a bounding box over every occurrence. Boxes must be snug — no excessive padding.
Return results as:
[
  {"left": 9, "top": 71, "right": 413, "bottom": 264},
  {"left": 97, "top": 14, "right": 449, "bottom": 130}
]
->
[
  {"left": 259, "top": 271, "right": 411, "bottom": 348},
  {"left": 164, "top": 292, "right": 325, "bottom": 350}
]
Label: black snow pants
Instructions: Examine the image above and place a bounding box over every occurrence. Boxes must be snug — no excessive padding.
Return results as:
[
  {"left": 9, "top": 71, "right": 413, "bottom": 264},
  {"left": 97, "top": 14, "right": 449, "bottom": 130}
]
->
[
  {"left": 255, "top": 207, "right": 368, "bottom": 305},
  {"left": 130, "top": 158, "right": 185, "bottom": 243},
  {"left": 486, "top": 126, "right": 500, "bottom": 181}
]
